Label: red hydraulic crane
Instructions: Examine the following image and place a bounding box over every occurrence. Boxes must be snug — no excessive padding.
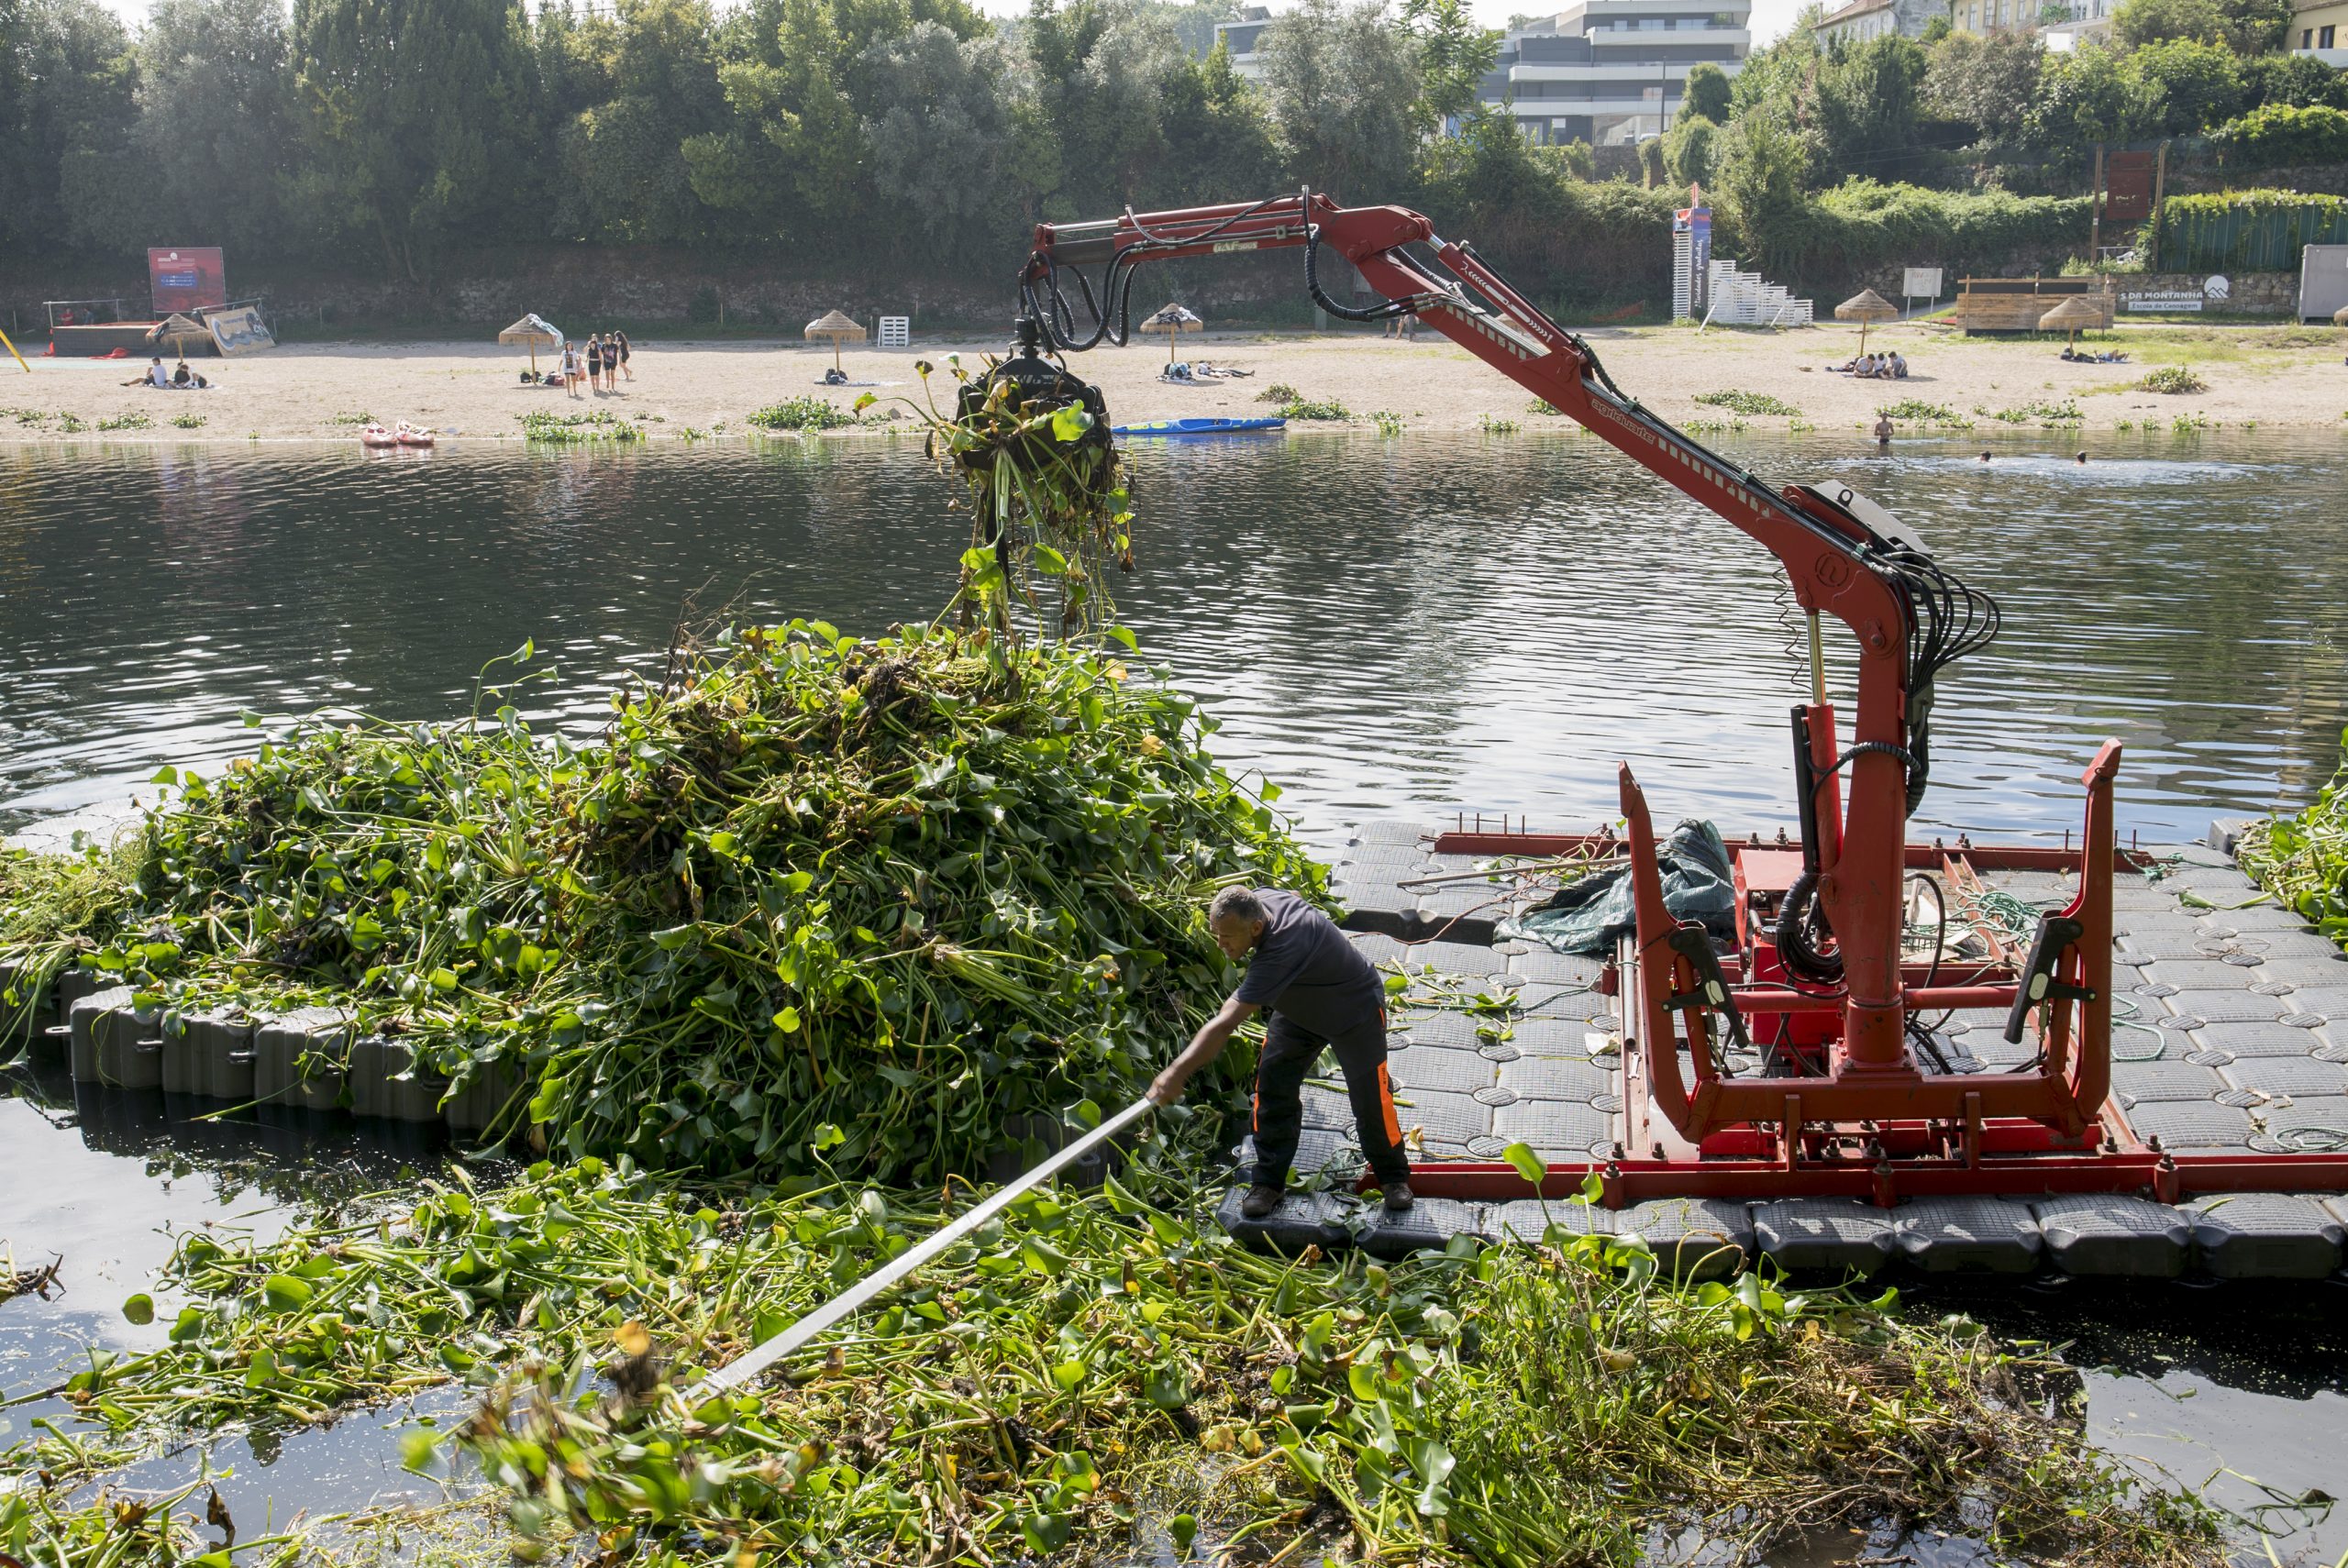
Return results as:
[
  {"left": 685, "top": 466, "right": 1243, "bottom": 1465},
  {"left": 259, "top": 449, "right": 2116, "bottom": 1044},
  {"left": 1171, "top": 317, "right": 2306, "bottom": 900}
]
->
[{"left": 1013, "top": 190, "right": 2348, "bottom": 1206}]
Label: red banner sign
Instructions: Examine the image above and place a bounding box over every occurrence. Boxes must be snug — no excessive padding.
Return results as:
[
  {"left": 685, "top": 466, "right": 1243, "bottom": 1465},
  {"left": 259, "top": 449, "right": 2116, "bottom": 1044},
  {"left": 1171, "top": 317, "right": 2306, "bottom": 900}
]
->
[{"left": 148, "top": 248, "right": 227, "bottom": 316}]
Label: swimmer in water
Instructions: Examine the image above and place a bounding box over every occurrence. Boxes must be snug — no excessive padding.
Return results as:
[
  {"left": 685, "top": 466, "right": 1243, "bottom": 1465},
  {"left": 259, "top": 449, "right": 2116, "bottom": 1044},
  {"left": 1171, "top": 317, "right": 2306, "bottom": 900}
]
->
[
  {"left": 1979, "top": 451, "right": 1992, "bottom": 462},
  {"left": 1874, "top": 414, "right": 1893, "bottom": 447},
  {"left": 2076, "top": 451, "right": 2088, "bottom": 463}
]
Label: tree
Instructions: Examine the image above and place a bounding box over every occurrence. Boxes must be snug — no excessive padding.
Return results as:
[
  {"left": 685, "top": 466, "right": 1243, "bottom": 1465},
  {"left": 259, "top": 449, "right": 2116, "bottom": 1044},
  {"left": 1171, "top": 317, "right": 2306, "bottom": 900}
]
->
[
  {"left": 289, "top": 0, "right": 537, "bottom": 280},
  {"left": 2126, "top": 37, "right": 2243, "bottom": 137},
  {"left": 858, "top": 21, "right": 1024, "bottom": 253},
  {"left": 681, "top": 0, "right": 875, "bottom": 247},
  {"left": 1814, "top": 34, "right": 1926, "bottom": 182},
  {"left": 1662, "top": 113, "right": 1719, "bottom": 192},
  {"left": 554, "top": 0, "right": 733, "bottom": 244},
  {"left": 135, "top": 0, "right": 296, "bottom": 251},
  {"left": 1921, "top": 28, "right": 2043, "bottom": 150},
  {"left": 1257, "top": 0, "right": 1420, "bottom": 199},
  {"left": 1713, "top": 109, "right": 1809, "bottom": 276},
  {"left": 1155, "top": 41, "right": 1282, "bottom": 204},
  {"left": 2111, "top": 0, "right": 2225, "bottom": 44},
  {"left": 2211, "top": 0, "right": 2292, "bottom": 52},
  {"left": 1682, "top": 60, "right": 1731, "bottom": 124},
  {"left": 2026, "top": 40, "right": 2140, "bottom": 159},
  {"left": 1399, "top": 0, "right": 1499, "bottom": 127},
  {"left": 2243, "top": 51, "right": 2348, "bottom": 113}
]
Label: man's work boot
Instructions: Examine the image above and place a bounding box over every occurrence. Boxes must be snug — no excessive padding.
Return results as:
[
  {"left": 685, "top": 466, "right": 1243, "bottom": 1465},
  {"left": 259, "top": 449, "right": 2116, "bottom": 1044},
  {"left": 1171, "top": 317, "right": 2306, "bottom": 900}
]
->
[
  {"left": 1381, "top": 1179, "right": 1415, "bottom": 1214},
  {"left": 1239, "top": 1184, "right": 1285, "bottom": 1219}
]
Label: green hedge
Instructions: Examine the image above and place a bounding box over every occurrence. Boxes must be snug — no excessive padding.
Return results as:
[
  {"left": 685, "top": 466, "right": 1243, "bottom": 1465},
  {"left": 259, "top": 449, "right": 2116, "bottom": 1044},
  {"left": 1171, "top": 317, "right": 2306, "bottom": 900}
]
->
[
  {"left": 2210, "top": 105, "right": 2348, "bottom": 169},
  {"left": 1727, "top": 179, "right": 2092, "bottom": 298},
  {"left": 2154, "top": 188, "right": 2348, "bottom": 272}
]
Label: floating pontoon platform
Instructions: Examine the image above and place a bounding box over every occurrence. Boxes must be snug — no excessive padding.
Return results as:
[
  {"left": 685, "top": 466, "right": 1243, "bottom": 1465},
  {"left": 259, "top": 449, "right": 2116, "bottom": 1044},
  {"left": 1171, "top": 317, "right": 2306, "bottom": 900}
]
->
[{"left": 1220, "top": 817, "right": 2348, "bottom": 1281}]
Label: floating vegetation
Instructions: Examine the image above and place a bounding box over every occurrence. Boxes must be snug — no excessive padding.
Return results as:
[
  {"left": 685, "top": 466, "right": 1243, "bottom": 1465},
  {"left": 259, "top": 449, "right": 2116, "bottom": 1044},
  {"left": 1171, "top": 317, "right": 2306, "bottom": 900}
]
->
[
  {"left": 1982, "top": 399, "right": 2083, "bottom": 426},
  {"left": 55, "top": 412, "right": 86, "bottom": 434},
  {"left": 2242, "top": 730, "right": 2348, "bottom": 952},
  {"left": 169, "top": 413, "right": 205, "bottom": 430},
  {"left": 747, "top": 397, "right": 858, "bottom": 433},
  {"left": 329, "top": 412, "right": 374, "bottom": 425},
  {"left": 1277, "top": 397, "right": 1350, "bottom": 422},
  {"left": 1693, "top": 388, "right": 1801, "bottom": 417},
  {"left": 1478, "top": 414, "right": 1520, "bottom": 434},
  {"left": 519, "top": 409, "right": 645, "bottom": 443},
  {"left": 1369, "top": 410, "right": 1405, "bottom": 436},
  {"left": 3, "top": 1251, "right": 64, "bottom": 1301},
  {"left": 1876, "top": 398, "right": 1965, "bottom": 425},
  {"left": 1254, "top": 382, "right": 1301, "bottom": 405},
  {"left": 0, "top": 622, "right": 1305, "bottom": 1179},
  {"left": 2138, "top": 365, "right": 2209, "bottom": 394},
  {"left": 2172, "top": 412, "right": 2211, "bottom": 433},
  {"left": 96, "top": 412, "right": 153, "bottom": 432}
]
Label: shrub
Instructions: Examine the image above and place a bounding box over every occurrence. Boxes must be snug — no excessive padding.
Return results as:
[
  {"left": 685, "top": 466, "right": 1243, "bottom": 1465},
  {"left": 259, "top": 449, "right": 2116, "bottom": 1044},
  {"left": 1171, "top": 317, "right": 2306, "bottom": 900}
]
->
[
  {"left": 1256, "top": 381, "right": 1301, "bottom": 403},
  {"left": 2210, "top": 104, "right": 2348, "bottom": 169},
  {"left": 2137, "top": 365, "right": 2207, "bottom": 394}
]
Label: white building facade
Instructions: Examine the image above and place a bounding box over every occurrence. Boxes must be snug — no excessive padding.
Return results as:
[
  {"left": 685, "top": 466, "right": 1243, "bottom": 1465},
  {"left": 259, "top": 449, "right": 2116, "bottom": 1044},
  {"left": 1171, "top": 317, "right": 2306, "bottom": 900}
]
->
[
  {"left": 1812, "top": 0, "right": 1949, "bottom": 46},
  {"left": 1478, "top": 0, "right": 1753, "bottom": 146},
  {"left": 1213, "top": 6, "right": 1274, "bottom": 80}
]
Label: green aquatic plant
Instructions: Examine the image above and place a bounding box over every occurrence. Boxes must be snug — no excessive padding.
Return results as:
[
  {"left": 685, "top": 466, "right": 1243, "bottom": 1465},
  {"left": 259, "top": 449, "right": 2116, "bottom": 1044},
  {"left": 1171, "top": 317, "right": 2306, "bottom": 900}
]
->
[
  {"left": 1693, "top": 389, "right": 1801, "bottom": 417},
  {"left": 0, "top": 623, "right": 1308, "bottom": 1178},
  {"left": 1525, "top": 398, "right": 1566, "bottom": 416},
  {"left": 518, "top": 409, "right": 644, "bottom": 443},
  {"left": 1369, "top": 410, "right": 1405, "bottom": 436},
  {"left": 55, "top": 413, "right": 85, "bottom": 434},
  {"left": 1254, "top": 382, "right": 1301, "bottom": 404},
  {"left": 1277, "top": 397, "right": 1350, "bottom": 422},
  {"left": 2242, "top": 729, "right": 2348, "bottom": 951},
  {"left": 1986, "top": 399, "right": 2082, "bottom": 426},
  {"left": 747, "top": 397, "right": 857, "bottom": 433},
  {"left": 1479, "top": 414, "right": 1521, "bottom": 434},
  {"left": 169, "top": 413, "right": 205, "bottom": 430},
  {"left": 2137, "top": 365, "right": 2208, "bottom": 394},
  {"left": 96, "top": 412, "right": 153, "bottom": 432},
  {"left": 1876, "top": 398, "right": 1963, "bottom": 425},
  {"left": 329, "top": 412, "right": 373, "bottom": 425}
]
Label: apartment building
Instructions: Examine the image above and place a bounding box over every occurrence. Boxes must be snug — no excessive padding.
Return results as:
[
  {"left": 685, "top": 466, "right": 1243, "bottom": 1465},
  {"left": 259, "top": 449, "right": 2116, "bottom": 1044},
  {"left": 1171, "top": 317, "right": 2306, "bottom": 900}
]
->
[
  {"left": 2294, "top": 0, "right": 2348, "bottom": 65},
  {"left": 1813, "top": 0, "right": 1947, "bottom": 46},
  {"left": 1478, "top": 0, "right": 1752, "bottom": 146},
  {"left": 1213, "top": 6, "right": 1274, "bottom": 79}
]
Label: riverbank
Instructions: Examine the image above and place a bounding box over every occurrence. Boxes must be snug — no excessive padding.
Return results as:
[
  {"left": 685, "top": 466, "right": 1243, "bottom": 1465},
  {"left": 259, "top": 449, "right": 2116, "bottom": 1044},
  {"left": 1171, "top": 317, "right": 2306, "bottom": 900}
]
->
[{"left": 3, "top": 321, "right": 2342, "bottom": 444}]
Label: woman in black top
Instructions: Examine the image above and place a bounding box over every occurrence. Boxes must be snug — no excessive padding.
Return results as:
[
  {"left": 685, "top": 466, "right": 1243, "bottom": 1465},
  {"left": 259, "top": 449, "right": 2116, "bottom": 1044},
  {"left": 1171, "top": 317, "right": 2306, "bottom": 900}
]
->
[
  {"left": 615, "top": 331, "right": 632, "bottom": 382},
  {"left": 585, "top": 335, "right": 604, "bottom": 392}
]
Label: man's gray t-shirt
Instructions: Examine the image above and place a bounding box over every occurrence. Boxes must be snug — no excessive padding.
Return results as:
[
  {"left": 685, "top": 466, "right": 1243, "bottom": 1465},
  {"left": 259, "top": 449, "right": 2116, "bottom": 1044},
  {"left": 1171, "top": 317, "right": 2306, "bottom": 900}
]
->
[{"left": 1233, "top": 890, "right": 1383, "bottom": 1039}]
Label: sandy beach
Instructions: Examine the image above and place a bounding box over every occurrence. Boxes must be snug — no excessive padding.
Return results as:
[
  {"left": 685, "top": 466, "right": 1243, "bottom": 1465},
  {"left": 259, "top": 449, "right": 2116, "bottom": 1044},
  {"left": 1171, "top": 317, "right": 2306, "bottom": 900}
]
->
[{"left": 3, "top": 320, "right": 2343, "bottom": 443}]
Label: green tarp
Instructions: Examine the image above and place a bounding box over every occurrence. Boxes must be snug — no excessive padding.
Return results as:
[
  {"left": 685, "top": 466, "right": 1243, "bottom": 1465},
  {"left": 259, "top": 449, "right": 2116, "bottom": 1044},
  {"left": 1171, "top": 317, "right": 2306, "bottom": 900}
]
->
[{"left": 1499, "top": 820, "right": 1738, "bottom": 956}]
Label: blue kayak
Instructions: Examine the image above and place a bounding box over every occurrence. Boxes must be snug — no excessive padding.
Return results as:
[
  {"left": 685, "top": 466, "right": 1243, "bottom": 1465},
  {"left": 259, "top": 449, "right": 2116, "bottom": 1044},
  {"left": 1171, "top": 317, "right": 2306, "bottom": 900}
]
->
[{"left": 1110, "top": 416, "right": 1286, "bottom": 436}]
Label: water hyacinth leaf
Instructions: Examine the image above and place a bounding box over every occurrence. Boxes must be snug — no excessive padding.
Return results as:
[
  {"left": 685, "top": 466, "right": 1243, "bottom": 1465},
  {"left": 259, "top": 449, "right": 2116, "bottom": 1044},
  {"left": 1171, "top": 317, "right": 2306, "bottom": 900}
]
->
[
  {"left": 1410, "top": 1438, "right": 1456, "bottom": 1517},
  {"left": 260, "top": 1274, "right": 314, "bottom": 1312},
  {"left": 1168, "top": 1514, "right": 1199, "bottom": 1554},
  {"left": 1021, "top": 1236, "right": 1070, "bottom": 1275},
  {"left": 1022, "top": 1511, "right": 1072, "bottom": 1554},
  {"left": 120, "top": 1294, "right": 154, "bottom": 1326},
  {"left": 1501, "top": 1141, "right": 1545, "bottom": 1187}
]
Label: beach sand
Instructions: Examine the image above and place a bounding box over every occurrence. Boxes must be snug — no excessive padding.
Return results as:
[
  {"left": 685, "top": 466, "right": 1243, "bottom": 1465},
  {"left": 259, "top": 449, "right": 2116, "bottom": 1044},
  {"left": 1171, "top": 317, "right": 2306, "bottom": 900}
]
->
[{"left": 3, "top": 320, "right": 2343, "bottom": 444}]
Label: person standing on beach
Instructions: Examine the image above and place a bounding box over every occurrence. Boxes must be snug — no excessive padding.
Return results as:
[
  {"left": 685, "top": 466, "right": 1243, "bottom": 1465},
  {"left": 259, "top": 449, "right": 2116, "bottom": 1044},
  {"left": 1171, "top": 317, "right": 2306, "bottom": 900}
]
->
[
  {"left": 615, "top": 331, "right": 633, "bottom": 383},
  {"left": 560, "top": 341, "right": 581, "bottom": 398},
  {"left": 1148, "top": 886, "right": 1413, "bottom": 1219},
  {"left": 586, "top": 334, "right": 604, "bottom": 395}
]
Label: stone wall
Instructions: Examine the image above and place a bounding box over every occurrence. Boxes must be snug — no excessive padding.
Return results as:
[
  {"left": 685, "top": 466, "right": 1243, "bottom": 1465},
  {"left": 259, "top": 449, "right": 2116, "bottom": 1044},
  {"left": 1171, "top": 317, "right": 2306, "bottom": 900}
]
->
[{"left": 2113, "top": 271, "right": 2298, "bottom": 315}]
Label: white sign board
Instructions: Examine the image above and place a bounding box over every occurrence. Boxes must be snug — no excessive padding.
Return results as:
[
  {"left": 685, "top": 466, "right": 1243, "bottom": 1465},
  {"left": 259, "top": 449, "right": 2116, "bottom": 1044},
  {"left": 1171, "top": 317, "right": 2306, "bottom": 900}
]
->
[
  {"left": 2126, "top": 291, "right": 2203, "bottom": 312},
  {"left": 1902, "top": 267, "right": 1943, "bottom": 298}
]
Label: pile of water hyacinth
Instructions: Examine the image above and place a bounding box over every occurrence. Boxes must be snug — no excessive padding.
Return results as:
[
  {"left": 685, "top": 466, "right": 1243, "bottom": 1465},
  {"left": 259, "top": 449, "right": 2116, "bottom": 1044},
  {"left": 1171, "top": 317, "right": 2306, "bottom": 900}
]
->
[
  {"left": 0, "top": 621, "right": 1314, "bottom": 1178},
  {"left": 1, "top": 1158, "right": 2223, "bottom": 1568}
]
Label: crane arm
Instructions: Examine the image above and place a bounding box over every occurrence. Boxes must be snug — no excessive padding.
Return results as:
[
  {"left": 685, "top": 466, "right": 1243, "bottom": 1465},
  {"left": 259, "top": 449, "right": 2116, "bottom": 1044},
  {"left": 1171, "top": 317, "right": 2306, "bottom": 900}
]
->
[{"left": 1021, "top": 190, "right": 2003, "bottom": 1071}]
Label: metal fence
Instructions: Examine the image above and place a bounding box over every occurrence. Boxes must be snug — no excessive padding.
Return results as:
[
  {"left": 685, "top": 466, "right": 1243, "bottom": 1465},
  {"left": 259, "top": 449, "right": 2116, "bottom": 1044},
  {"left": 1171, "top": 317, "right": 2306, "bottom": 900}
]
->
[{"left": 2157, "top": 201, "right": 2348, "bottom": 274}]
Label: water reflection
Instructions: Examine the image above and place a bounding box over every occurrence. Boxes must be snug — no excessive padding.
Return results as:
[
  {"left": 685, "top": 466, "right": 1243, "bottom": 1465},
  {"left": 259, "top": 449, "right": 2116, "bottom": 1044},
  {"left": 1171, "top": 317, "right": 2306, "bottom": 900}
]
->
[{"left": 5, "top": 434, "right": 2346, "bottom": 853}]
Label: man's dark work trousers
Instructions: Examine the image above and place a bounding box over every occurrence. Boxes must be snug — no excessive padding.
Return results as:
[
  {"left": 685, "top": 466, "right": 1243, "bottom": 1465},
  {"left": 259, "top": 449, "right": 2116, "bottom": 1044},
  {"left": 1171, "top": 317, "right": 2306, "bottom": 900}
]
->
[{"left": 1248, "top": 1011, "right": 1410, "bottom": 1187}]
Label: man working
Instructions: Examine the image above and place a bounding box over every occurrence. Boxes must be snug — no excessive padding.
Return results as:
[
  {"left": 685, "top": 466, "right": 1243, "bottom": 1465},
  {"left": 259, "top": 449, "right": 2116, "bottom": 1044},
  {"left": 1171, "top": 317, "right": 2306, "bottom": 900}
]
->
[{"left": 1149, "top": 886, "right": 1412, "bottom": 1218}]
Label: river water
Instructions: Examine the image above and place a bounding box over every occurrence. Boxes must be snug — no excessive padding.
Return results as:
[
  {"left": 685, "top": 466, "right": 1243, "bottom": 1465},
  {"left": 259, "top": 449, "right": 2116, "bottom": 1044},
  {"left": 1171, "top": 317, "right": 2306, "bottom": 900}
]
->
[{"left": 3, "top": 429, "right": 2345, "bottom": 1562}]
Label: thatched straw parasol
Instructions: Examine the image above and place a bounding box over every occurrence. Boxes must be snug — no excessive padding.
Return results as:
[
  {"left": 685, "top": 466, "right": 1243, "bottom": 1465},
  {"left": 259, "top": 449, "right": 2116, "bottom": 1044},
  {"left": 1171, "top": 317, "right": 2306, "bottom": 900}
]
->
[
  {"left": 150, "top": 313, "right": 209, "bottom": 358},
  {"left": 2038, "top": 294, "right": 2104, "bottom": 348},
  {"left": 804, "top": 310, "right": 866, "bottom": 373},
  {"left": 1835, "top": 288, "right": 1899, "bottom": 358},
  {"left": 499, "top": 314, "right": 561, "bottom": 376},
  {"left": 1141, "top": 303, "right": 1203, "bottom": 363}
]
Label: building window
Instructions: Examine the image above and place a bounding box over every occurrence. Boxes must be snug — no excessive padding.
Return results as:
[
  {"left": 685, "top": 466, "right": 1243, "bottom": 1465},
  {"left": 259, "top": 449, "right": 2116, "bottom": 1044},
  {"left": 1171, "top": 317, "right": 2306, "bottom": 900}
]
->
[
  {"left": 2304, "top": 26, "right": 2315, "bottom": 43},
  {"left": 2324, "top": 23, "right": 2339, "bottom": 44}
]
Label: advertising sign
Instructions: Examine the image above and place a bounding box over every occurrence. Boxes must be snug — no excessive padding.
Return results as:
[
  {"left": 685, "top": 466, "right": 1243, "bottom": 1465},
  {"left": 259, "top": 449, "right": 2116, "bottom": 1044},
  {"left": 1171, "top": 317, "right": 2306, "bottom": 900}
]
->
[
  {"left": 2125, "top": 291, "right": 2202, "bottom": 312},
  {"left": 206, "top": 305, "right": 276, "bottom": 356},
  {"left": 149, "top": 248, "right": 227, "bottom": 316},
  {"left": 1902, "top": 267, "right": 1943, "bottom": 299}
]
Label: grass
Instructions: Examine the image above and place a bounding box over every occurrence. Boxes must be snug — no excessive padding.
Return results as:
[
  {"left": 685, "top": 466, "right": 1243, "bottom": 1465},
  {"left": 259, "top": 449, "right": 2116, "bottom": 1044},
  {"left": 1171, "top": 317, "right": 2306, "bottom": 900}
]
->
[
  {"left": 1693, "top": 388, "right": 1802, "bottom": 417},
  {"left": 2137, "top": 365, "right": 2209, "bottom": 394},
  {"left": 746, "top": 396, "right": 857, "bottom": 433},
  {"left": 517, "top": 408, "right": 644, "bottom": 442},
  {"left": 1277, "top": 397, "right": 1350, "bottom": 421}
]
